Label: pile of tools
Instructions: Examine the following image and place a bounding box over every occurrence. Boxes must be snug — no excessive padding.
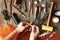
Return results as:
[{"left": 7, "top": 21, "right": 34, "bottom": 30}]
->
[
  {"left": 1, "top": 0, "right": 60, "bottom": 40},
  {"left": 2, "top": 0, "right": 58, "bottom": 31}
]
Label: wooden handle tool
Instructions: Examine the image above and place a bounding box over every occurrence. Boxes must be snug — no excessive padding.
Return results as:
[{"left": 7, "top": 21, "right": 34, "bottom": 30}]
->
[
  {"left": 12, "top": 4, "right": 26, "bottom": 18},
  {"left": 42, "top": 2, "right": 54, "bottom": 31},
  {"left": 34, "top": 6, "right": 38, "bottom": 21}
]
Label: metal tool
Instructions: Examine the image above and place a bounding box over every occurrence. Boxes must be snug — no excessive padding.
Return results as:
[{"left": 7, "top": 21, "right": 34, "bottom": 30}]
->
[
  {"left": 2, "top": 10, "right": 10, "bottom": 24},
  {"left": 39, "top": 32, "right": 50, "bottom": 38},
  {"left": 35, "top": 6, "right": 42, "bottom": 25},
  {"left": 11, "top": 13, "right": 21, "bottom": 25},
  {"left": 3, "top": 0, "right": 12, "bottom": 24},
  {"left": 12, "top": 4, "right": 27, "bottom": 19},
  {"left": 24, "top": 0, "right": 28, "bottom": 11},
  {"left": 47, "top": 32, "right": 56, "bottom": 40},
  {"left": 29, "top": 0, "right": 34, "bottom": 24},
  {"left": 42, "top": 2, "right": 54, "bottom": 31},
  {"left": 39, "top": 13, "right": 48, "bottom": 25}
]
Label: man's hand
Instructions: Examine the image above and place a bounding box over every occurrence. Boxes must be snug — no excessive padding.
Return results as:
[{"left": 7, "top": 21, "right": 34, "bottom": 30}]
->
[
  {"left": 16, "top": 22, "right": 30, "bottom": 33},
  {"left": 29, "top": 25, "right": 39, "bottom": 40}
]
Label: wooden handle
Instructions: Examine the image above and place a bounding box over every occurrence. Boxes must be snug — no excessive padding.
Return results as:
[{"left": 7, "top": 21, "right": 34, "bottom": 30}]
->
[
  {"left": 47, "top": 2, "right": 54, "bottom": 26},
  {"left": 34, "top": 6, "right": 38, "bottom": 21},
  {"left": 4, "top": 0, "right": 7, "bottom": 9},
  {"left": 12, "top": 5, "right": 26, "bottom": 18},
  {"left": 6, "top": 0, "right": 12, "bottom": 16},
  {"left": 39, "top": 7, "right": 41, "bottom": 13},
  {"left": 10, "top": 0, "right": 12, "bottom": 16}
]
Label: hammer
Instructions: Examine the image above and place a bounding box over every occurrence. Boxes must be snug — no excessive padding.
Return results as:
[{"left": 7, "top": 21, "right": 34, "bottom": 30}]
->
[{"left": 42, "top": 2, "right": 54, "bottom": 31}]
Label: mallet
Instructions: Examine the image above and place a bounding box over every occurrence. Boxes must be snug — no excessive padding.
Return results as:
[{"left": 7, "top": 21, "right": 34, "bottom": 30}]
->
[{"left": 42, "top": 2, "right": 54, "bottom": 31}]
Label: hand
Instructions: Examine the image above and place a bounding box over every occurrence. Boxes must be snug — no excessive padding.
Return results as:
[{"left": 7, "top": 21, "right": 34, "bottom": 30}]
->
[
  {"left": 0, "top": 36, "right": 2, "bottom": 40},
  {"left": 29, "top": 25, "right": 39, "bottom": 40},
  {"left": 16, "top": 22, "right": 30, "bottom": 33}
]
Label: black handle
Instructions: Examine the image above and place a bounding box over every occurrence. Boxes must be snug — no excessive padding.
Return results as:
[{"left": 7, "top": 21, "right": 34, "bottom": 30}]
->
[
  {"left": 2, "top": 10, "right": 10, "bottom": 20},
  {"left": 12, "top": 13, "right": 21, "bottom": 25}
]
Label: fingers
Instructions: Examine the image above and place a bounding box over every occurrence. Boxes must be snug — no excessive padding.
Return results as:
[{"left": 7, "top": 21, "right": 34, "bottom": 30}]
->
[
  {"left": 18, "top": 22, "right": 40, "bottom": 35},
  {"left": 18, "top": 22, "right": 31, "bottom": 28},
  {"left": 18, "top": 22, "right": 29, "bottom": 26},
  {"left": 35, "top": 25, "right": 39, "bottom": 34},
  {"left": 22, "top": 22, "right": 29, "bottom": 26},
  {"left": 31, "top": 25, "right": 34, "bottom": 32},
  {"left": 22, "top": 22, "right": 31, "bottom": 28},
  {"left": 32, "top": 25, "right": 39, "bottom": 37},
  {"left": 30, "top": 26, "right": 35, "bottom": 40}
]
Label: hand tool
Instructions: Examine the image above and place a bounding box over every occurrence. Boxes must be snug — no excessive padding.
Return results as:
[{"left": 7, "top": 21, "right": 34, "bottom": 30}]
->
[
  {"left": 39, "top": 13, "right": 48, "bottom": 25},
  {"left": 42, "top": 2, "right": 54, "bottom": 31},
  {"left": 3, "top": 0, "right": 11, "bottom": 24},
  {"left": 35, "top": 6, "right": 42, "bottom": 25},
  {"left": 12, "top": 4, "right": 27, "bottom": 19},
  {"left": 3, "top": 0, "right": 10, "bottom": 20},
  {"left": 4, "top": 0, "right": 7, "bottom": 9},
  {"left": 11, "top": 13, "right": 21, "bottom": 25},
  {"left": 2, "top": 10, "right": 10, "bottom": 20},
  {"left": 2, "top": 10, "right": 10, "bottom": 24},
  {"left": 47, "top": 32, "right": 56, "bottom": 40},
  {"left": 24, "top": 0, "right": 28, "bottom": 11},
  {"left": 34, "top": 0, "right": 42, "bottom": 23},
  {"left": 29, "top": 0, "right": 34, "bottom": 24},
  {"left": 39, "top": 32, "right": 50, "bottom": 38},
  {"left": 10, "top": 0, "right": 12, "bottom": 16},
  {"left": 40, "top": 1, "right": 47, "bottom": 20},
  {"left": 34, "top": 6, "right": 38, "bottom": 22},
  {"left": 28, "top": 0, "right": 31, "bottom": 11},
  {"left": 28, "top": 0, "right": 31, "bottom": 22}
]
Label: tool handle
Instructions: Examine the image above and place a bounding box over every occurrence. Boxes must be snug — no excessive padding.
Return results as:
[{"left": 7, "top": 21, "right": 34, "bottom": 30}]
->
[
  {"left": 12, "top": 4, "right": 26, "bottom": 18},
  {"left": 2, "top": 10, "right": 10, "bottom": 20},
  {"left": 12, "top": 13, "right": 21, "bottom": 25},
  {"left": 24, "top": 0, "right": 27, "bottom": 11},
  {"left": 34, "top": 6, "right": 38, "bottom": 21},
  {"left": 9, "top": 0, "right": 12, "bottom": 16},
  {"left": 47, "top": 2, "right": 54, "bottom": 26},
  {"left": 4, "top": 0, "right": 7, "bottom": 9},
  {"left": 34, "top": 6, "right": 41, "bottom": 21}
]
